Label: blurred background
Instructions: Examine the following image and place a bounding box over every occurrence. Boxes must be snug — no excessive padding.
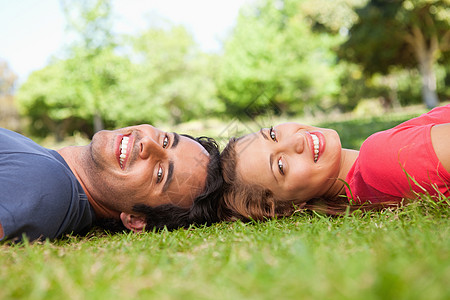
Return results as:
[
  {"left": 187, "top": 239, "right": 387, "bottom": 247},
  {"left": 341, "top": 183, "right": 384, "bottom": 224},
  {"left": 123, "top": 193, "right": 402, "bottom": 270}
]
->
[{"left": 0, "top": 0, "right": 449, "bottom": 146}]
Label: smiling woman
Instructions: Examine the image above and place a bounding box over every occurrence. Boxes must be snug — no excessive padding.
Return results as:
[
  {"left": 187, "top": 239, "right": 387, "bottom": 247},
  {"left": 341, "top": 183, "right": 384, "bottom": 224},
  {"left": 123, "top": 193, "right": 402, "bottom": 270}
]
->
[{"left": 218, "top": 104, "right": 450, "bottom": 221}]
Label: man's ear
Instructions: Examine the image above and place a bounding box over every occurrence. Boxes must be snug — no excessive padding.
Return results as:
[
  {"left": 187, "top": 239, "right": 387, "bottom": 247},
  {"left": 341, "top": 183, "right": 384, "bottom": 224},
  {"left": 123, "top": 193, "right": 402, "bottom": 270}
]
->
[{"left": 120, "top": 212, "right": 147, "bottom": 232}]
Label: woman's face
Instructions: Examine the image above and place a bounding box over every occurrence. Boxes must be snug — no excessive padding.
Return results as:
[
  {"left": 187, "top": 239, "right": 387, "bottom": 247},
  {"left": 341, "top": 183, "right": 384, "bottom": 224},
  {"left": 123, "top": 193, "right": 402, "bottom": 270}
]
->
[{"left": 235, "top": 122, "right": 343, "bottom": 203}]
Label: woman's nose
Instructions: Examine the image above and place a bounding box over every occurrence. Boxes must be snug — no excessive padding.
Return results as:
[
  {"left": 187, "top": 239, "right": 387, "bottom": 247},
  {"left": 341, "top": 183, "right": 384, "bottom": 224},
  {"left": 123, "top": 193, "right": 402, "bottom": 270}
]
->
[
  {"left": 139, "top": 136, "right": 167, "bottom": 160},
  {"left": 279, "top": 133, "right": 304, "bottom": 154}
]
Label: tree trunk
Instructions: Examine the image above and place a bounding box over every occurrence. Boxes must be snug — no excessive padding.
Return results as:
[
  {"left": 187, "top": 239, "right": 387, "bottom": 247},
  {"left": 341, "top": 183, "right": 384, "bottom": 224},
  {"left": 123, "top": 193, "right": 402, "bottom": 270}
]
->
[
  {"left": 406, "top": 26, "right": 440, "bottom": 109},
  {"left": 418, "top": 56, "right": 439, "bottom": 109},
  {"left": 93, "top": 111, "right": 104, "bottom": 133}
]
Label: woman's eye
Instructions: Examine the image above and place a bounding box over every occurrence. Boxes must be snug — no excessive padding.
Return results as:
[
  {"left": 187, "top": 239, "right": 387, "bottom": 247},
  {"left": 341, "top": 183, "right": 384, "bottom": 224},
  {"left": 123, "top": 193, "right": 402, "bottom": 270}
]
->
[
  {"left": 162, "top": 135, "right": 169, "bottom": 148},
  {"left": 269, "top": 127, "right": 277, "bottom": 142},
  {"left": 156, "top": 166, "right": 164, "bottom": 183},
  {"left": 278, "top": 158, "right": 284, "bottom": 175}
]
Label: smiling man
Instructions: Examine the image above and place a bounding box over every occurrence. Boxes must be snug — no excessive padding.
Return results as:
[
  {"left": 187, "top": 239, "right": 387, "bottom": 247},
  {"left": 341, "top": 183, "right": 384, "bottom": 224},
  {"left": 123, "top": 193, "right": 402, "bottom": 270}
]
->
[{"left": 0, "top": 125, "right": 222, "bottom": 242}]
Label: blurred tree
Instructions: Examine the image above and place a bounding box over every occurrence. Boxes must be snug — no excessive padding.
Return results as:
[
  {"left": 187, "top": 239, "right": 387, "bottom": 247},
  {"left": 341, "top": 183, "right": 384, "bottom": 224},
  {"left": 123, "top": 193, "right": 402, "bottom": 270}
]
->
[
  {"left": 339, "top": 0, "right": 450, "bottom": 108},
  {"left": 299, "top": 0, "right": 377, "bottom": 111},
  {"left": 60, "top": 0, "right": 116, "bottom": 132},
  {"left": 216, "top": 0, "right": 342, "bottom": 118},
  {"left": 0, "top": 60, "right": 16, "bottom": 96},
  {"left": 17, "top": 0, "right": 221, "bottom": 138},
  {"left": 121, "top": 25, "right": 221, "bottom": 125},
  {"left": 17, "top": 0, "right": 129, "bottom": 139},
  {"left": 300, "top": 0, "right": 368, "bottom": 33},
  {"left": 16, "top": 50, "right": 131, "bottom": 140},
  {"left": 0, "top": 60, "right": 20, "bottom": 131}
]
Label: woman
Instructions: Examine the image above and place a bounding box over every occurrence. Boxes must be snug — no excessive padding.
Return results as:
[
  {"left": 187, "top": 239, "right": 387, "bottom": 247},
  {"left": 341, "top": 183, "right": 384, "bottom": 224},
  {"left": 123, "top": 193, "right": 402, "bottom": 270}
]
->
[{"left": 219, "top": 104, "right": 450, "bottom": 221}]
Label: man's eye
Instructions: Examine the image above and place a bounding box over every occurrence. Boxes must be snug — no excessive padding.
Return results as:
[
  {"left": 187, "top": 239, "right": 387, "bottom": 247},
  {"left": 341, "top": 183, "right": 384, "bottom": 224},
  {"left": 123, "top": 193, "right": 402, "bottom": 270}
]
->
[
  {"left": 278, "top": 158, "right": 284, "bottom": 175},
  {"left": 156, "top": 166, "right": 164, "bottom": 183},
  {"left": 269, "top": 127, "right": 277, "bottom": 142},
  {"left": 162, "top": 135, "right": 169, "bottom": 148}
]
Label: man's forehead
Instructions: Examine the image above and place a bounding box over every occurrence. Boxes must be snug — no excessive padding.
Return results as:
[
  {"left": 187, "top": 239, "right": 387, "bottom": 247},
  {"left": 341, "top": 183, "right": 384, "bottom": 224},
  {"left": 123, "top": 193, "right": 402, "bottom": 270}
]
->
[
  {"left": 161, "top": 136, "right": 209, "bottom": 206},
  {"left": 163, "top": 171, "right": 206, "bottom": 207},
  {"left": 179, "top": 135, "right": 210, "bottom": 156}
]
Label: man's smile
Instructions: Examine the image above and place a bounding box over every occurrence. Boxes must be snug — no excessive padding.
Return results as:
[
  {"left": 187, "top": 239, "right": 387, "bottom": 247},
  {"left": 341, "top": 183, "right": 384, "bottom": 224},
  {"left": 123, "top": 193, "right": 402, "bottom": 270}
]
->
[{"left": 117, "top": 134, "right": 134, "bottom": 169}]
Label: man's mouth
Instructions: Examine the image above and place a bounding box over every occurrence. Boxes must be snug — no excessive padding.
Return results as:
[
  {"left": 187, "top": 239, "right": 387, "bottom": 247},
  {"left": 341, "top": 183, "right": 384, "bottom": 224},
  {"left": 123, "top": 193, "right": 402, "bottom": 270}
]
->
[
  {"left": 119, "top": 136, "right": 130, "bottom": 169},
  {"left": 311, "top": 133, "right": 319, "bottom": 162}
]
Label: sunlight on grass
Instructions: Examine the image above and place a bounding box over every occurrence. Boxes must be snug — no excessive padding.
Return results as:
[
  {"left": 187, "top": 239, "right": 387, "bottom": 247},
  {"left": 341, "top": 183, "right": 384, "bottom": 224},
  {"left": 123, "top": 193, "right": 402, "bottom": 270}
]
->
[
  {"left": 1, "top": 197, "right": 448, "bottom": 300},
  {"left": 1, "top": 106, "right": 448, "bottom": 300}
]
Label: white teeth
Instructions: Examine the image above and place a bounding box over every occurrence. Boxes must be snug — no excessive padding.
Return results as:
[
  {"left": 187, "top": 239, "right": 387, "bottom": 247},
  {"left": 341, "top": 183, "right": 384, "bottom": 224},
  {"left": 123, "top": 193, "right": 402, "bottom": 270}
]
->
[
  {"left": 119, "top": 136, "right": 130, "bottom": 168},
  {"left": 311, "top": 133, "right": 319, "bottom": 162}
]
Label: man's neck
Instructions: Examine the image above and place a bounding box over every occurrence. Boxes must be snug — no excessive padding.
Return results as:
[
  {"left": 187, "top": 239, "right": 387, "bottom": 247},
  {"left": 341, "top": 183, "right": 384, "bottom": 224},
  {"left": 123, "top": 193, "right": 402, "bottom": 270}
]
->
[{"left": 57, "top": 145, "right": 120, "bottom": 220}]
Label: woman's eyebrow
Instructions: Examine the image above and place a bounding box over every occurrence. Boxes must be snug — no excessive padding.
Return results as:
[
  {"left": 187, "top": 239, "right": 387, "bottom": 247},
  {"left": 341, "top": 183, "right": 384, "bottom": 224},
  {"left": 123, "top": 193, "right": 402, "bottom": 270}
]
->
[
  {"left": 259, "top": 129, "right": 269, "bottom": 140},
  {"left": 260, "top": 129, "right": 278, "bottom": 183},
  {"left": 269, "top": 153, "right": 278, "bottom": 183}
]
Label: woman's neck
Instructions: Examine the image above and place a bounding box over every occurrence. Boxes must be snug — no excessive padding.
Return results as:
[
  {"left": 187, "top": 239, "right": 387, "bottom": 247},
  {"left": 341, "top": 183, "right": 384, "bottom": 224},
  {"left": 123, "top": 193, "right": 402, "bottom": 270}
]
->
[{"left": 325, "top": 148, "right": 359, "bottom": 198}]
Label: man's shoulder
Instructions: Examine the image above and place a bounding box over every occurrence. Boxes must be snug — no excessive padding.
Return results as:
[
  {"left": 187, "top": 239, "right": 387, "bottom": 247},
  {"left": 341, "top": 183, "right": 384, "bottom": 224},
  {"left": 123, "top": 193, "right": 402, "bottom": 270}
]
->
[{"left": 0, "top": 149, "right": 93, "bottom": 241}]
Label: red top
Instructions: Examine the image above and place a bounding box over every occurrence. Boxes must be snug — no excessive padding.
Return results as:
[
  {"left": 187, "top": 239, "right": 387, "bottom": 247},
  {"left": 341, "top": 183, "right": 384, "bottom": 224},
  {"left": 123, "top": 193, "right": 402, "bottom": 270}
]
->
[{"left": 345, "top": 104, "right": 450, "bottom": 204}]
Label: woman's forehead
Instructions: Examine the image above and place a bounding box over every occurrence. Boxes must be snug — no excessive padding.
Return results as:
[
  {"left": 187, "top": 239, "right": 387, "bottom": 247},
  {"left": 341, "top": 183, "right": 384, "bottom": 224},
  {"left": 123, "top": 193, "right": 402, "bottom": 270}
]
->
[{"left": 236, "top": 133, "right": 260, "bottom": 157}]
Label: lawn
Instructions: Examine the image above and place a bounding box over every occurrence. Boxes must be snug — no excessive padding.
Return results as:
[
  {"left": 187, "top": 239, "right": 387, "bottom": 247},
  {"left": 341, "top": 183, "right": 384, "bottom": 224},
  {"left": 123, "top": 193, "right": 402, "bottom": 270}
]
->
[{"left": 1, "top": 106, "right": 449, "bottom": 300}]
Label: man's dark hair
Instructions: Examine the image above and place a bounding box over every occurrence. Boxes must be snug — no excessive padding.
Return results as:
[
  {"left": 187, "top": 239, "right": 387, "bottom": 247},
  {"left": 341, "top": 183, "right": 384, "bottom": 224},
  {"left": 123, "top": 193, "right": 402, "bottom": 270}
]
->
[{"left": 94, "top": 135, "right": 223, "bottom": 233}]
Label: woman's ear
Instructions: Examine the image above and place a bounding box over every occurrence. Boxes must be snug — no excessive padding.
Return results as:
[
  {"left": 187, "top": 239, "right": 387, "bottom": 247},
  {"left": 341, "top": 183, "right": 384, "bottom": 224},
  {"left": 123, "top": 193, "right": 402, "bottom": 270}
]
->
[{"left": 120, "top": 212, "right": 147, "bottom": 232}]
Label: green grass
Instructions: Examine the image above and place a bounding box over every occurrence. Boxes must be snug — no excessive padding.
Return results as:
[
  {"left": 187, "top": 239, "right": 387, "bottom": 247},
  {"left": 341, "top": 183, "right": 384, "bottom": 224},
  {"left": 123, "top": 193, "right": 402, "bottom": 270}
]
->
[
  {"left": 1, "top": 199, "right": 449, "bottom": 300},
  {"left": 317, "top": 111, "right": 426, "bottom": 149},
  {"left": 1, "top": 105, "right": 449, "bottom": 299}
]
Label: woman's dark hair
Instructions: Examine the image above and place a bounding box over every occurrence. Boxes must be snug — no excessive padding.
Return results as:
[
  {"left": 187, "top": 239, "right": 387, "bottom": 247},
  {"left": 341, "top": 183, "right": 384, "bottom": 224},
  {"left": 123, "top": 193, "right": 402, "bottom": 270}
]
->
[{"left": 96, "top": 135, "right": 223, "bottom": 233}]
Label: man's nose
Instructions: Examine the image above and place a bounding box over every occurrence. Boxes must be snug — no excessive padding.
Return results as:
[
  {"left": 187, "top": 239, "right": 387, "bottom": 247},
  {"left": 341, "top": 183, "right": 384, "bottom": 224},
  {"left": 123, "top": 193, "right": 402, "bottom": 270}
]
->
[{"left": 139, "top": 136, "right": 167, "bottom": 160}]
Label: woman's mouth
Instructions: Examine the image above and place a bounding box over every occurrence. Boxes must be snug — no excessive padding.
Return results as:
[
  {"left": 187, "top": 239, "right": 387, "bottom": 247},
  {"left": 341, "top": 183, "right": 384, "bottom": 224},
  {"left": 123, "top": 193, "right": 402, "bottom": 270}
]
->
[
  {"left": 309, "top": 131, "right": 325, "bottom": 163},
  {"left": 311, "top": 133, "right": 319, "bottom": 162}
]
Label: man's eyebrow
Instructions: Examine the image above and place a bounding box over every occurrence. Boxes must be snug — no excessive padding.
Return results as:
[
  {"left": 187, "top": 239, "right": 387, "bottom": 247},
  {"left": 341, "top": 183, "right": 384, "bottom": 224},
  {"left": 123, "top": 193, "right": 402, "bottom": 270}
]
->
[
  {"left": 171, "top": 132, "right": 180, "bottom": 148},
  {"left": 162, "top": 161, "right": 174, "bottom": 193},
  {"left": 161, "top": 133, "right": 179, "bottom": 193}
]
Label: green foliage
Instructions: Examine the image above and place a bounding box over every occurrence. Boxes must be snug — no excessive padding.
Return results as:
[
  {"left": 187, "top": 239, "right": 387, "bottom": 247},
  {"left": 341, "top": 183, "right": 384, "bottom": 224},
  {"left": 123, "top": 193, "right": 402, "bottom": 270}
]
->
[
  {"left": 316, "top": 109, "right": 426, "bottom": 149},
  {"left": 1, "top": 199, "right": 448, "bottom": 300},
  {"left": 13, "top": 0, "right": 450, "bottom": 138},
  {"left": 16, "top": 50, "right": 130, "bottom": 139},
  {"left": 339, "top": 0, "right": 450, "bottom": 107},
  {"left": 16, "top": 2, "right": 220, "bottom": 137},
  {"left": 216, "top": 0, "right": 342, "bottom": 117},
  {"left": 300, "top": 0, "right": 368, "bottom": 33},
  {"left": 61, "top": 0, "right": 115, "bottom": 51},
  {"left": 0, "top": 60, "right": 20, "bottom": 130},
  {"left": 120, "top": 25, "right": 221, "bottom": 126}
]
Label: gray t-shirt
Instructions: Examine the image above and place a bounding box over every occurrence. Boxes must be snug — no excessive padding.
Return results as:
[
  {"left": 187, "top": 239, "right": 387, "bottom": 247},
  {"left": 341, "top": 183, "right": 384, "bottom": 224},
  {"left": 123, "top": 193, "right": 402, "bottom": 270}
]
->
[{"left": 0, "top": 128, "right": 95, "bottom": 241}]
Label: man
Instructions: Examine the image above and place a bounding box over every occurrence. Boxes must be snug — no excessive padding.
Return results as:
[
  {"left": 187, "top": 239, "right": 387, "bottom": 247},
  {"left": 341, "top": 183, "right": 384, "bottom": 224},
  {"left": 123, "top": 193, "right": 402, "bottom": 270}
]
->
[{"left": 0, "top": 125, "right": 222, "bottom": 242}]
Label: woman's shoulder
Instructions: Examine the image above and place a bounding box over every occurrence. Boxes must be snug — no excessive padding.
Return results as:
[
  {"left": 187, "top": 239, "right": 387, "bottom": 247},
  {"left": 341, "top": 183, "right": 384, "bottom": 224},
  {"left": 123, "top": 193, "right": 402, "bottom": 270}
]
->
[{"left": 394, "top": 104, "right": 450, "bottom": 129}]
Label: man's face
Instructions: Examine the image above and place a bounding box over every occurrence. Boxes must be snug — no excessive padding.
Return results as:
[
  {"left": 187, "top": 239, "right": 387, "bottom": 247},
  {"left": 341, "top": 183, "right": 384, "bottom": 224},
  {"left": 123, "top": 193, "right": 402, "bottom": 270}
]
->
[{"left": 83, "top": 125, "right": 209, "bottom": 213}]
